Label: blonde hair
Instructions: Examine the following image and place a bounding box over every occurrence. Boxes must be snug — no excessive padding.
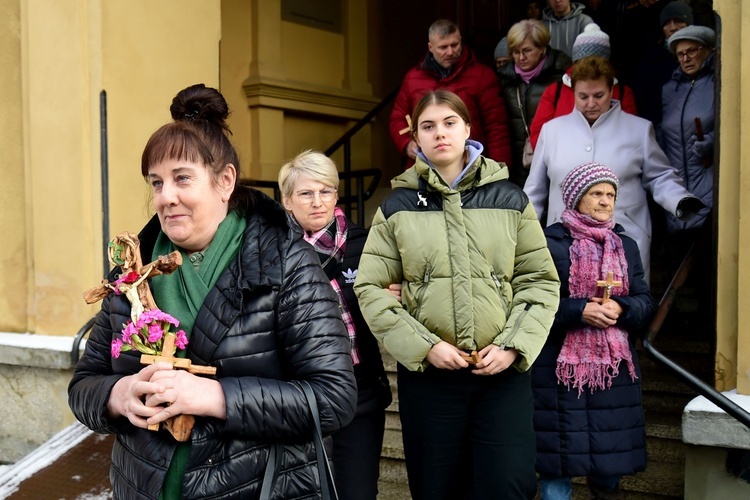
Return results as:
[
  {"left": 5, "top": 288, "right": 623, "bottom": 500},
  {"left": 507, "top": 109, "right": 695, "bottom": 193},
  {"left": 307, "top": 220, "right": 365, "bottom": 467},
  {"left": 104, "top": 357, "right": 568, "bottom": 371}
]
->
[
  {"left": 506, "top": 19, "right": 550, "bottom": 53},
  {"left": 278, "top": 150, "right": 340, "bottom": 199}
]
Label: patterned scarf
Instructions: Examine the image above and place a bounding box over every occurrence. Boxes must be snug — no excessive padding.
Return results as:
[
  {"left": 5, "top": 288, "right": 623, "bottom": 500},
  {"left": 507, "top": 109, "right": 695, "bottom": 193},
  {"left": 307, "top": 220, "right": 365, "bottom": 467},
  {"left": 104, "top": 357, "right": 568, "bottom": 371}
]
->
[
  {"left": 299, "top": 207, "right": 359, "bottom": 365},
  {"left": 556, "top": 209, "right": 636, "bottom": 395}
]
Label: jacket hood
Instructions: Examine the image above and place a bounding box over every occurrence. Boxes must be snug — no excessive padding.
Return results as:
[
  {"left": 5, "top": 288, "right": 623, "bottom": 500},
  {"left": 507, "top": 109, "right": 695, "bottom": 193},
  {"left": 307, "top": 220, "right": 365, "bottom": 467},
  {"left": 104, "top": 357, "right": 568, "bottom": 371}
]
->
[
  {"left": 391, "top": 146, "right": 508, "bottom": 193},
  {"left": 543, "top": 2, "right": 587, "bottom": 22}
]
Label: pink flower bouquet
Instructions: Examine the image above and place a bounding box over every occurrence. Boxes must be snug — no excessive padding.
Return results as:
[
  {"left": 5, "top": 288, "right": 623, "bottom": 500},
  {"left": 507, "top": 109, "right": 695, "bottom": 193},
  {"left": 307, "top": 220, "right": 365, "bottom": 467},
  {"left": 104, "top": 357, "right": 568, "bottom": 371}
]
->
[{"left": 111, "top": 308, "right": 188, "bottom": 359}]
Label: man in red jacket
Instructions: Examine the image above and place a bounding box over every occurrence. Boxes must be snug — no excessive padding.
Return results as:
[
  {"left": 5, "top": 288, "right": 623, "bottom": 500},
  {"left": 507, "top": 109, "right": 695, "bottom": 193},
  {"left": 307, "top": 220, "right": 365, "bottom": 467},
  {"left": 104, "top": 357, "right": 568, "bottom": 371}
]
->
[{"left": 389, "top": 19, "right": 512, "bottom": 170}]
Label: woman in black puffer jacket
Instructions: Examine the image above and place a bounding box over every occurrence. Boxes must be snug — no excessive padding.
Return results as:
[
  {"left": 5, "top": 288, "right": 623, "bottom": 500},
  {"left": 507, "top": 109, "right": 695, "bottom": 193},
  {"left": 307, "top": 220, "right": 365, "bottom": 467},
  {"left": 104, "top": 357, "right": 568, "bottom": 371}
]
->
[
  {"left": 498, "top": 19, "right": 571, "bottom": 187},
  {"left": 68, "top": 84, "right": 357, "bottom": 499}
]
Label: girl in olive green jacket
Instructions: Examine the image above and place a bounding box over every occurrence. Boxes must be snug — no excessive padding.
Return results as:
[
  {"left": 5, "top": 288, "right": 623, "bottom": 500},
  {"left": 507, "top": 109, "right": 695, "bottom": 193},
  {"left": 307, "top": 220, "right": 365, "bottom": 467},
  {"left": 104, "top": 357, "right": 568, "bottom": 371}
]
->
[{"left": 354, "top": 90, "right": 559, "bottom": 500}]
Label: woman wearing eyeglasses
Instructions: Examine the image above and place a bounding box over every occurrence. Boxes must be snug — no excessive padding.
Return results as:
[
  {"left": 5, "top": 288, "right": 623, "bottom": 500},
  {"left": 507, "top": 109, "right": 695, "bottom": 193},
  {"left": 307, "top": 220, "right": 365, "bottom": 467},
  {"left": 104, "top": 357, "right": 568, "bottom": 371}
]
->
[
  {"left": 497, "top": 19, "right": 570, "bottom": 186},
  {"left": 278, "top": 150, "right": 392, "bottom": 500},
  {"left": 659, "top": 25, "right": 715, "bottom": 233}
]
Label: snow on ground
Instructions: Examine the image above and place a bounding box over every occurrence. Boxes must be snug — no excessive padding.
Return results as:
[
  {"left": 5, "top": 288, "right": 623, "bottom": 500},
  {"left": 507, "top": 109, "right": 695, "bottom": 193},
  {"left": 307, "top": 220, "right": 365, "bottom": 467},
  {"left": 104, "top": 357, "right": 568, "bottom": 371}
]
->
[{"left": 0, "top": 422, "right": 93, "bottom": 498}]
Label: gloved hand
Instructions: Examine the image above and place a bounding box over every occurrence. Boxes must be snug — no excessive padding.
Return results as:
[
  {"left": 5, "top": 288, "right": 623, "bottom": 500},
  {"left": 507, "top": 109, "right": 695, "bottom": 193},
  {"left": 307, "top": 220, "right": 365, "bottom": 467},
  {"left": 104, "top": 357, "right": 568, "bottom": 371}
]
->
[
  {"left": 691, "top": 134, "right": 713, "bottom": 158},
  {"left": 676, "top": 197, "right": 707, "bottom": 220}
]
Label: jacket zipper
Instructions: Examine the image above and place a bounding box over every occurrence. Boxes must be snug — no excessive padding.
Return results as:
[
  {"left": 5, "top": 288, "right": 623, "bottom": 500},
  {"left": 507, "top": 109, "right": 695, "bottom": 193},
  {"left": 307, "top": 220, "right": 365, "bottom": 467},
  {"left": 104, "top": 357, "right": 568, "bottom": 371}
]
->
[
  {"left": 490, "top": 269, "right": 509, "bottom": 317},
  {"left": 678, "top": 80, "right": 695, "bottom": 191},
  {"left": 500, "top": 303, "right": 532, "bottom": 350}
]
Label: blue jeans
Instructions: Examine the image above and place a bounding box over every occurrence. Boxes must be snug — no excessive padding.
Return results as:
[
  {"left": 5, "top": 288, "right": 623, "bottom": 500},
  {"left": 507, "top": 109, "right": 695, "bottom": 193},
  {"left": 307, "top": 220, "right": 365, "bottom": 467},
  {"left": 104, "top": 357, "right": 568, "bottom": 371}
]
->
[
  {"left": 539, "top": 476, "right": 621, "bottom": 499},
  {"left": 539, "top": 477, "right": 571, "bottom": 500}
]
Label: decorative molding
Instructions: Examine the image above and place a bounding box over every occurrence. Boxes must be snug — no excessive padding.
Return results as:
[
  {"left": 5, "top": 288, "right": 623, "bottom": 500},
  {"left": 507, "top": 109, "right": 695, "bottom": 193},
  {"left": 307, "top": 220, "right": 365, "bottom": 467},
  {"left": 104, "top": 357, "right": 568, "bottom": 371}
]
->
[{"left": 242, "top": 77, "right": 380, "bottom": 120}]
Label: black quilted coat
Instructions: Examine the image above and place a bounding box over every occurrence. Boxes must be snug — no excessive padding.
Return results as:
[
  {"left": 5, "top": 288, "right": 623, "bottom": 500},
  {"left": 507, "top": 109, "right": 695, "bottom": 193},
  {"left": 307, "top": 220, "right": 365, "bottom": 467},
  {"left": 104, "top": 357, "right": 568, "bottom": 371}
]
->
[{"left": 68, "top": 187, "right": 357, "bottom": 499}]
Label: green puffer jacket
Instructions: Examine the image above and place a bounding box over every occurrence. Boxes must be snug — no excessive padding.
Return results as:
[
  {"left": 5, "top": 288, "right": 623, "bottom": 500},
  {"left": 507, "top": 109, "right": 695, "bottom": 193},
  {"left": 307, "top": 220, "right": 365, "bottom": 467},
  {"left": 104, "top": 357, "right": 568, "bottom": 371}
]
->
[{"left": 354, "top": 155, "right": 560, "bottom": 372}]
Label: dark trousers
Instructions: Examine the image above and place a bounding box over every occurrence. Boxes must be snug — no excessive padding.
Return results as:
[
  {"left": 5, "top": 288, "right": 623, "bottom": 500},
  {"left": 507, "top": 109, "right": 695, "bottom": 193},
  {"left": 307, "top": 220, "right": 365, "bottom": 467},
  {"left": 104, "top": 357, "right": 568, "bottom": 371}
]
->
[
  {"left": 397, "top": 364, "right": 537, "bottom": 500},
  {"left": 331, "top": 408, "right": 386, "bottom": 500}
]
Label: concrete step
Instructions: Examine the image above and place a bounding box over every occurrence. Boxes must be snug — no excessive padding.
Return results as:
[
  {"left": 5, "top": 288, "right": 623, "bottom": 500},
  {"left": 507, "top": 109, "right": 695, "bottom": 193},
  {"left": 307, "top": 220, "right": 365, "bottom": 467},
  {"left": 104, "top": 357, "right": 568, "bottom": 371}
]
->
[{"left": 376, "top": 478, "right": 411, "bottom": 500}]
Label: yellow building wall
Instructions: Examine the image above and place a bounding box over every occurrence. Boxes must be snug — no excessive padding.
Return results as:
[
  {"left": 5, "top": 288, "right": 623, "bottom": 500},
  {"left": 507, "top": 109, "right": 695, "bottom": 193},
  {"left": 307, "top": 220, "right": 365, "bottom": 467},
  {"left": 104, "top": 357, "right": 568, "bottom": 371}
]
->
[
  {"left": 5, "top": 0, "right": 221, "bottom": 336},
  {"left": 2, "top": 0, "right": 375, "bottom": 338},
  {"left": 220, "top": 0, "right": 377, "bottom": 189},
  {"left": 0, "top": 0, "right": 27, "bottom": 333},
  {"left": 714, "top": 0, "right": 750, "bottom": 393}
]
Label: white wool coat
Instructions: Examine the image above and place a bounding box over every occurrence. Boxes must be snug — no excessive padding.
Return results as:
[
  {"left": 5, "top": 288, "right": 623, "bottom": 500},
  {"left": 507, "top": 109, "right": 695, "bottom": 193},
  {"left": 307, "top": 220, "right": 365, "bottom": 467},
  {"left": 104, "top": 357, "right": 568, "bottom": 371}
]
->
[{"left": 525, "top": 101, "right": 695, "bottom": 281}]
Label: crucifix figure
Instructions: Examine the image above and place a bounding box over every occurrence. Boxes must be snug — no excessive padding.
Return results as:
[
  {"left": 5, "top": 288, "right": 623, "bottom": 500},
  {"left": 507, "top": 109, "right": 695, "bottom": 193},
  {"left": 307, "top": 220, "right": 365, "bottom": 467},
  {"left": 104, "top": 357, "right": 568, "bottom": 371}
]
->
[
  {"left": 596, "top": 271, "right": 622, "bottom": 304},
  {"left": 83, "top": 232, "right": 216, "bottom": 441}
]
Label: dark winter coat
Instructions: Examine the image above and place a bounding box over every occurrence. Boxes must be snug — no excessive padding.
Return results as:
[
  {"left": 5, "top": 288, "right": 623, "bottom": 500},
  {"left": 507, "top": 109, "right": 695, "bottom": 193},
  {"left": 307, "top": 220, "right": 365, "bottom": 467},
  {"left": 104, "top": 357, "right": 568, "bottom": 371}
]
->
[
  {"left": 633, "top": 41, "right": 678, "bottom": 127},
  {"left": 498, "top": 48, "right": 571, "bottom": 184},
  {"left": 68, "top": 187, "right": 357, "bottom": 499},
  {"left": 533, "top": 222, "right": 654, "bottom": 478},
  {"left": 389, "top": 47, "right": 512, "bottom": 168},
  {"left": 323, "top": 221, "right": 392, "bottom": 416},
  {"left": 660, "top": 53, "right": 715, "bottom": 232}
]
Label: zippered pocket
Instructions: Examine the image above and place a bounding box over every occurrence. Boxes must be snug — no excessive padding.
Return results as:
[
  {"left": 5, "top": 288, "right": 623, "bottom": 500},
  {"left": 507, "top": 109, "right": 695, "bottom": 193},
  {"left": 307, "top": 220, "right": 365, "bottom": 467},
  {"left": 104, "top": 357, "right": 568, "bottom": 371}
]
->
[
  {"left": 490, "top": 267, "right": 510, "bottom": 318},
  {"left": 414, "top": 265, "right": 432, "bottom": 321},
  {"left": 500, "top": 303, "right": 533, "bottom": 350}
]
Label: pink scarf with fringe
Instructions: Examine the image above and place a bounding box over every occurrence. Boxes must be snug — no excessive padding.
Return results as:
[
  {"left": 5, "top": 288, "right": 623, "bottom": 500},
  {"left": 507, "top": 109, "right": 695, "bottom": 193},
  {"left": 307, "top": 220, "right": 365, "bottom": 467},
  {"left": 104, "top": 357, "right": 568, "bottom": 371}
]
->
[{"left": 556, "top": 209, "right": 636, "bottom": 395}]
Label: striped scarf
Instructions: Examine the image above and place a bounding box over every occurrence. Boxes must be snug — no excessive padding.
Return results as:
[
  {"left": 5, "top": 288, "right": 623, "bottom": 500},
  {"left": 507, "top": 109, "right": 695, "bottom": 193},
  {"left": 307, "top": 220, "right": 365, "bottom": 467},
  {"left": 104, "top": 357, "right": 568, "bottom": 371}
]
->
[
  {"left": 556, "top": 209, "right": 636, "bottom": 395},
  {"left": 300, "top": 207, "right": 359, "bottom": 365}
]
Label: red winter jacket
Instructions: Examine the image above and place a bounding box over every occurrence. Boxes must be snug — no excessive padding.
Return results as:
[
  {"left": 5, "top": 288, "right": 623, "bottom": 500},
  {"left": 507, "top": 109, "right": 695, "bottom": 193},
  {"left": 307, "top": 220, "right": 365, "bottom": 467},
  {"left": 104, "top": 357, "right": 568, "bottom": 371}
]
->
[
  {"left": 389, "top": 47, "right": 512, "bottom": 169},
  {"left": 529, "top": 69, "right": 637, "bottom": 149}
]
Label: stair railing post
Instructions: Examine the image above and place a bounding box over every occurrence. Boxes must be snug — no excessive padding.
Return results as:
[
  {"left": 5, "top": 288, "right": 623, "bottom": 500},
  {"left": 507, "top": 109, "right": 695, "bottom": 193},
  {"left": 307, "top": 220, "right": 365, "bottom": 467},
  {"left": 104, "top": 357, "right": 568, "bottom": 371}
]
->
[{"left": 343, "top": 140, "right": 352, "bottom": 220}]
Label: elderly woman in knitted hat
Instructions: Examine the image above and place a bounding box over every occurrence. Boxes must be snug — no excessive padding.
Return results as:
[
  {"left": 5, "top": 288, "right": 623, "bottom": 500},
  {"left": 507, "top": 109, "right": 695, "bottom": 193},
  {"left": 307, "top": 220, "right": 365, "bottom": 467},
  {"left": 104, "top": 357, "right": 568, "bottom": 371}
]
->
[
  {"left": 525, "top": 55, "right": 704, "bottom": 283},
  {"left": 659, "top": 25, "right": 716, "bottom": 233},
  {"left": 533, "top": 162, "right": 654, "bottom": 500},
  {"left": 497, "top": 19, "right": 570, "bottom": 185},
  {"left": 528, "top": 23, "right": 638, "bottom": 149}
]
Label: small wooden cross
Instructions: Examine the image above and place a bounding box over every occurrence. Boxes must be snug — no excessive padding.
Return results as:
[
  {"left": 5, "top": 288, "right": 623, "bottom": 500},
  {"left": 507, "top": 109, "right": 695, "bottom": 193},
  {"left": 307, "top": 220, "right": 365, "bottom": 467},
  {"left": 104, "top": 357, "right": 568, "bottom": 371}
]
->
[
  {"left": 459, "top": 350, "right": 480, "bottom": 365},
  {"left": 398, "top": 114, "right": 413, "bottom": 135},
  {"left": 140, "top": 334, "right": 216, "bottom": 441},
  {"left": 596, "top": 272, "right": 622, "bottom": 303}
]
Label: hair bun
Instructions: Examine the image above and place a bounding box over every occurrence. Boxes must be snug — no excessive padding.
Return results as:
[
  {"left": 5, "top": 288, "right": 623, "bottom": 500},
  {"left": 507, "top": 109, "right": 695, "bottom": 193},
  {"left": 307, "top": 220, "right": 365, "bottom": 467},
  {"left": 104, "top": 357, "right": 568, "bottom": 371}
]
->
[{"left": 170, "top": 83, "right": 230, "bottom": 131}]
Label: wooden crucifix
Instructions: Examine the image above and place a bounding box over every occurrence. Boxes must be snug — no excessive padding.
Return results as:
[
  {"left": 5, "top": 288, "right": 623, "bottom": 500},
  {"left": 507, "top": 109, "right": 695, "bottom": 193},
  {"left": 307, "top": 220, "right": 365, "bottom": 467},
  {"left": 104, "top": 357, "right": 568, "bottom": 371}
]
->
[
  {"left": 596, "top": 272, "right": 622, "bottom": 304},
  {"left": 83, "top": 232, "right": 216, "bottom": 442}
]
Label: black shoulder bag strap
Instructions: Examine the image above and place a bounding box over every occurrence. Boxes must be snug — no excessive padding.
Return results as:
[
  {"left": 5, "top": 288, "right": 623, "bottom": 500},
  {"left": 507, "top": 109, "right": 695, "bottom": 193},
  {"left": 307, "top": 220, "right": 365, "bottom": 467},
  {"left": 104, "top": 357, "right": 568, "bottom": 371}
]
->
[
  {"left": 259, "top": 442, "right": 283, "bottom": 499},
  {"left": 301, "top": 381, "right": 339, "bottom": 500},
  {"left": 259, "top": 382, "right": 338, "bottom": 500}
]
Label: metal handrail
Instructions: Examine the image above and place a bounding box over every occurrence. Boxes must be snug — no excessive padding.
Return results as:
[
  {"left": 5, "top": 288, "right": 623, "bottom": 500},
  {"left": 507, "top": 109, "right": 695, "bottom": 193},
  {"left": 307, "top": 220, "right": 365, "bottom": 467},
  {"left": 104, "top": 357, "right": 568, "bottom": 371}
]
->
[
  {"left": 71, "top": 316, "right": 96, "bottom": 366},
  {"left": 324, "top": 85, "right": 399, "bottom": 222},
  {"left": 643, "top": 222, "right": 750, "bottom": 428},
  {"left": 323, "top": 85, "right": 400, "bottom": 158}
]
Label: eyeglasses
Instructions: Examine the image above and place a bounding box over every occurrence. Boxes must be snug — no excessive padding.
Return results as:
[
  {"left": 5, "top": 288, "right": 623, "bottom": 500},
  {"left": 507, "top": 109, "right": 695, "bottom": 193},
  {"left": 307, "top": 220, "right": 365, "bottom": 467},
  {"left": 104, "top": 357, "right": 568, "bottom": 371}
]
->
[
  {"left": 294, "top": 189, "right": 337, "bottom": 203},
  {"left": 676, "top": 46, "right": 702, "bottom": 61},
  {"left": 511, "top": 47, "right": 537, "bottom": 58}
]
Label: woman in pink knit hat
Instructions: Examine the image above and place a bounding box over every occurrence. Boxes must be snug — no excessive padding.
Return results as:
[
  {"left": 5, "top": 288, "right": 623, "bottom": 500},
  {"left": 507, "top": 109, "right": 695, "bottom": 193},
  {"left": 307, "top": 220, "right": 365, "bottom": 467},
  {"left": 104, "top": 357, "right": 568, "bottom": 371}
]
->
[{"left": 532, "top": 162, "right": 654, "bottom": 499}]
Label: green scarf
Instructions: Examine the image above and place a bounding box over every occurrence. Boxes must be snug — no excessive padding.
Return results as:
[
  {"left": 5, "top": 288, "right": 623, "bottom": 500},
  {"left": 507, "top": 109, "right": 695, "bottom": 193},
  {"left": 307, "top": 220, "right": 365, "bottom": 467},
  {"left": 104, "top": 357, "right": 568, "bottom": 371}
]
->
[{"left": 150, "top": 210, "right": 246, "bottom": 500}]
